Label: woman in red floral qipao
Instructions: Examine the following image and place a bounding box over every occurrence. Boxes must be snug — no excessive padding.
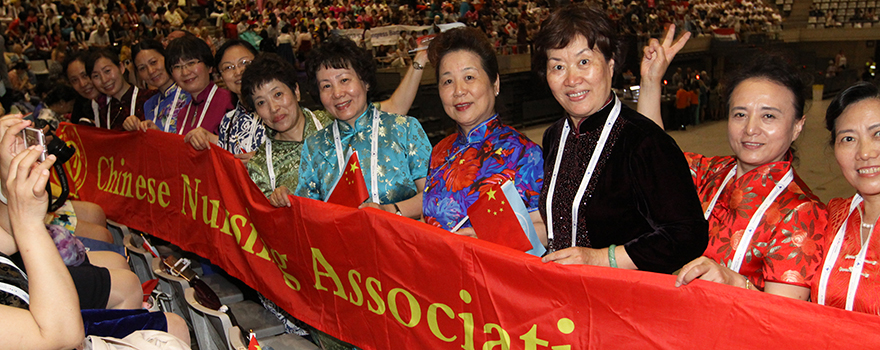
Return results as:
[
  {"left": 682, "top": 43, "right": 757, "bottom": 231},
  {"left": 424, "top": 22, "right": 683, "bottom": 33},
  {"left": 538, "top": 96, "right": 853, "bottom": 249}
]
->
[
  {"left": 813, "top": 82, "right": 880, "bottom": 314},
  {"left": 639, "top": 32, "right": 826, "bottom": 299}
]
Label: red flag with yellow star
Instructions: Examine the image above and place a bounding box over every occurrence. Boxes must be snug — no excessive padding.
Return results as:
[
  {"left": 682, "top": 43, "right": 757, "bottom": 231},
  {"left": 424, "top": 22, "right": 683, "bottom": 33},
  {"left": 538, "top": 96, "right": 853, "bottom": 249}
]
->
[
  {"left": 247, "top": 331, "right": 262, "bottom": 350},
  {"left": 325, "top": 150, "right": 370, "bottom": 208},
  {"left": 467, "top": 183, "right": 533, "bottom": 251}
]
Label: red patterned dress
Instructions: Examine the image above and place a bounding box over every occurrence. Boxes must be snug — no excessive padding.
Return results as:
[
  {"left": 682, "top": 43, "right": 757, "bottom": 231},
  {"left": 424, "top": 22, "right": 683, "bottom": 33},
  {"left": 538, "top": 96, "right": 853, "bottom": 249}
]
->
[
  {"left": 811, "top": 197, "right": 880, "bottom": 315},
  {"left": 686, "top": 153, "right": 827, "bottom": 290}
]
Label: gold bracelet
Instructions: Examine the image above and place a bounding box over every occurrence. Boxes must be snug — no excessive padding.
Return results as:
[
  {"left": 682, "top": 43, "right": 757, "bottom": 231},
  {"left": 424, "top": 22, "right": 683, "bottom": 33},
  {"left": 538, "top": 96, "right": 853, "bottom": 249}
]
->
[{"left": 742, "top": 275, "right": 752, "bottom": 290}]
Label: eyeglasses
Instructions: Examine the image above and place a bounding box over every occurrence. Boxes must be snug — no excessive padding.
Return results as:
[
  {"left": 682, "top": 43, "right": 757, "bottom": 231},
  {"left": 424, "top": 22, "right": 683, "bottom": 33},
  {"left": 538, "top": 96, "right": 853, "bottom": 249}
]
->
[
  {"left": 171, "top": 59, "right": 201, "bottom": 73},
  {"left": 220, "top": 58, "right": 252, "bottom": 74}
]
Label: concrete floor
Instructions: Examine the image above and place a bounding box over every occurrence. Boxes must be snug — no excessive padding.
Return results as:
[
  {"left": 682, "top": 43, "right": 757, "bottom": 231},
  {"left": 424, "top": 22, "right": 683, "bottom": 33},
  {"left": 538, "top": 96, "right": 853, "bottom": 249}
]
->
[{"left": 518, "top": 98, "right": 853, "bottom": 204}]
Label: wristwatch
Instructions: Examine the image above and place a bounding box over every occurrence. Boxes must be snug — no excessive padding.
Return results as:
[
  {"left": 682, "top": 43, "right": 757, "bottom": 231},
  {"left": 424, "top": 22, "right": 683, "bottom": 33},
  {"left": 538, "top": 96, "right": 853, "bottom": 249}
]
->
[{"left": 413, "top": 61, "right": 425, "bottom": 70}]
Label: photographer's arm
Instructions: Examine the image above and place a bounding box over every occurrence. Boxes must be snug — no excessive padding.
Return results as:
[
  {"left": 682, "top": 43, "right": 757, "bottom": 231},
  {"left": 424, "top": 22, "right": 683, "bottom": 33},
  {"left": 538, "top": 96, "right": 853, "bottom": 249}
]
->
[
  {"left": 0, "top": 148, "right": 83, "bottom": 350},
  {"left": 0, "top": 115, "right": 28, "bottom": 233}
]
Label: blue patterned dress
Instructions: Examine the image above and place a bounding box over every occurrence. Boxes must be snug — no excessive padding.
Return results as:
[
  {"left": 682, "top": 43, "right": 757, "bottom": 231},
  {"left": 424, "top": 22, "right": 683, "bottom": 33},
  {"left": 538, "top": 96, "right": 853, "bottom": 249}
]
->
[
  {"left": 423, "top": 116, "right": 544, "bottom": 230},
  {"left": 143, "top": 83, "right": 191, "bottom": 133}
]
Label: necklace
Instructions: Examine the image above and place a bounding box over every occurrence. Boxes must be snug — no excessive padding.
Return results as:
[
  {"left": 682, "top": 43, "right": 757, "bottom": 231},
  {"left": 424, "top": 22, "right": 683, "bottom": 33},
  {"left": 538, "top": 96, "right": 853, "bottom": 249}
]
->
[{"left": 862, "top": 221, "right": 874, "bottom": 230}]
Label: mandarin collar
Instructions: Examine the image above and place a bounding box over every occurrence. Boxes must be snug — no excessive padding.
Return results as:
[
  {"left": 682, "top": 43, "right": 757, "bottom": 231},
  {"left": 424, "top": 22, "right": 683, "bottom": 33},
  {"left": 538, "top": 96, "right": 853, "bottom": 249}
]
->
[
  {"left": 735, "top": 154, "right": 793, "bottom": 186},
  {"left": 335, "top": 103, "right": 373, "bottom": 134},
  {"left": 192, "top": 81, "right": 216, "bottom": 105},
  {"left": 567, "top": 92, "right": 615, "bottom": 135},
  {"left": 161, "top": 82, "right": 180, "bottom": 98},
  {"left": 109, "top": 85, "right": 133, "bottom": 103},
  {"left": 456, "top": 114, "right": 499, "bottom": 145}
]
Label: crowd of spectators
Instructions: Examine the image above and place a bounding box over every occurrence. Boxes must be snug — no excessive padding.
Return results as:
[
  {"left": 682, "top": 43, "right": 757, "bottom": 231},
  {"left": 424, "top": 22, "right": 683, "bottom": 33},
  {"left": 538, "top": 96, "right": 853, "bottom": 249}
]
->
[
  {"left": 0, "top": 0, "right": 787, "bottom": 113},
  {"left": 809, "top": 4, "right": 880, "bottom": 28},
  {"left": 610, "top": 0, "right": 783, "bottom": 41}
]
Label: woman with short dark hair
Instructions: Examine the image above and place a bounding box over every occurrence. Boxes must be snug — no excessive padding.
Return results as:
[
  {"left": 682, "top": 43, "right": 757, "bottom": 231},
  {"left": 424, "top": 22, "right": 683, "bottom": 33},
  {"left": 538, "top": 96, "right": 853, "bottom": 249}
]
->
[
  {"left": 212, "top": 39, "right": 265, "bottom": 158},
  {"left": 241, "top": 53, "right": 332, "bottom": 207},
  {"left": 296, "top": 36, "right": 432, "bottom": 220},
  {"left": 423, "top": 27, "right": 546, "bottom": 244},
  {"left": 534, "top": 5, "right": 708, "bottom": 273},
  {"left": 164, "top": 34, "right": 234, "bottom": 145}
]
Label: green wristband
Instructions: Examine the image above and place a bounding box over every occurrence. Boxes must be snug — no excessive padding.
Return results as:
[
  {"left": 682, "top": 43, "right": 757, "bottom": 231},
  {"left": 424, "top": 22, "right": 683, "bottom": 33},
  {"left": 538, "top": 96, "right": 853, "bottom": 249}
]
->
[{"left": 608, "top": 244, "right": 618, "bottom": 268}]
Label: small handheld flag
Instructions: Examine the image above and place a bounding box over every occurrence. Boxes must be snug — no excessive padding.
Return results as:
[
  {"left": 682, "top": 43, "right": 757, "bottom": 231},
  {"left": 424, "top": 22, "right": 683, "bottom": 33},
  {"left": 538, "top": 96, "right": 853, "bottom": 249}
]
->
[
  {"left": 142, "top": 235, "right": 159, "bottom": 258},
  {"left": 325, "top": 150, "right": 370, "bottom": 208},
  {"left": 248, "top": 330, "right": 262, "bottom": 350},
  {"left": 467, "top": 180, "right": 544, "bottom": 254}
]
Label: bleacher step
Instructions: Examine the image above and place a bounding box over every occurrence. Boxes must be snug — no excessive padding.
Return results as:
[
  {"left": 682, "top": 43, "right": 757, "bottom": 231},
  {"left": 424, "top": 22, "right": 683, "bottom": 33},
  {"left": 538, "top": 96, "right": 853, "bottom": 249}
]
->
[
  {"left": 201, "top": 274, "right": 244, "bottom": 305},
  {"left": 227, "top": 300, "right": 286, "bottom": 339},
  {"left": 261, "top": 333, "right": 320, "bottom": 350}
]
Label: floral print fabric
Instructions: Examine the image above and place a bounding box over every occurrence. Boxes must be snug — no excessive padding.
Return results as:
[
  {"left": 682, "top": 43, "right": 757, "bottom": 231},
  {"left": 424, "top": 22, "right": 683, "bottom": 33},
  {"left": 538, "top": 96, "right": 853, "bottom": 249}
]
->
[
  {"left": 686, "top": 153, "right": 827, "bottom": 289},
  {"left": 217, "top": 102, "right": 266, "bottom": 154},
  {"left": 143, "top": 82, "right": 191, "bottom": 134},
  {"left": 247, "top": 108, "right": 333, "bottom": 197},
  {"left": 423, "top": 116, "right": 543, "bottom": 231}
]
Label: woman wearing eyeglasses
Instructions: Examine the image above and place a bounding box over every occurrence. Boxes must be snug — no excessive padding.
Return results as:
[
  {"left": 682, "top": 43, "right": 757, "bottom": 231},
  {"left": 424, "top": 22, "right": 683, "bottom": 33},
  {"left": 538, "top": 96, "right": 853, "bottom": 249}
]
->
[
  {"left": 213, "top": 40, "right": 265, "bottom": 162},
  {"left": 164, "top": 34, "right": 235, "bottom": 148}
]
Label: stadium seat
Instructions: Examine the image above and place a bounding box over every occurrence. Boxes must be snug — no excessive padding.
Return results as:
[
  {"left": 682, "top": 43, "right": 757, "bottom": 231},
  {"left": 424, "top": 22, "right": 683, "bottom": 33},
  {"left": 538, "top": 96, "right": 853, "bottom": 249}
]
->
[
  {"left": 123, "top": 233, "right": 156, "bottom": 284},
  {"left": 106, "top": 219, "right": 129, "bottom": 246},
  {"left": 152, "top": 257, "right": 197, "bottom": 323},
  {"left": 184, "top": 287, "right": 303, "bottom": 350},
  {"left": 30, "top": 60, "right": 48, "bottom": 75}
]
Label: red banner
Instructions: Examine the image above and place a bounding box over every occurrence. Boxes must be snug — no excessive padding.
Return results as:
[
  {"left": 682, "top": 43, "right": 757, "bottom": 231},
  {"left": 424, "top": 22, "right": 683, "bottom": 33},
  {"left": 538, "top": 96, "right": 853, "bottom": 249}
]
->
[{"left": 56, "top": 123, "right": 880, "bottom": 349}]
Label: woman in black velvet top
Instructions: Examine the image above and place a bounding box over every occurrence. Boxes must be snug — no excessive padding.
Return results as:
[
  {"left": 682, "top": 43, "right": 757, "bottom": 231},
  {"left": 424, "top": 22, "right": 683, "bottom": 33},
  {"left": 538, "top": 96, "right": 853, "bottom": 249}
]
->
[{"left": 534, "top": 5, "right": 708, "bottom": 273}]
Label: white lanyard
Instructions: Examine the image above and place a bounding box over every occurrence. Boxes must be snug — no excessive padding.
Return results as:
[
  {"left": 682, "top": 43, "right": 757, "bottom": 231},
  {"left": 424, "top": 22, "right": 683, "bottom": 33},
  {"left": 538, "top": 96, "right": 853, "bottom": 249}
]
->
[
  {"left": 100, "top": 87, "right": 138, "bottom": 129},
  {"left": 155, "top": 87, "right": 182, "bottom": 133},
  {"left": 266, "top": 108, "right": 324, "bottom": 190},
  {"left": 545, "top": 96, "right": 621, "bottom": 245},
  {"left": 703, "top": 165, "right": 794, "bottom": 272},
  {"left": 179, "top": 85, "right": 217, "bottom": 135},
  {"left": 266, "top": 139, "right": 276, "bottom": 189},
  {"left": 332, "top": 107, "right": 380, "bottom": 203},
  {"left": 817, "top": 194, "right": 874, "bottom": 310},
  {"left": 91, "top": 100, "right": 99, "bottom": 125},
  {"left": 703, "top": 167, "right": 736, "bottom": 219}
]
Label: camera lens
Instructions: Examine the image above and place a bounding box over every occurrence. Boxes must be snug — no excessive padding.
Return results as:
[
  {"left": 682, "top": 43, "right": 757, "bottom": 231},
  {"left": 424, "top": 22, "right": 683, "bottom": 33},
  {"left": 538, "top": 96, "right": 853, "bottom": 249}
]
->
[{"left": 46, "top": 137, "right": 75, "bottom": 164}]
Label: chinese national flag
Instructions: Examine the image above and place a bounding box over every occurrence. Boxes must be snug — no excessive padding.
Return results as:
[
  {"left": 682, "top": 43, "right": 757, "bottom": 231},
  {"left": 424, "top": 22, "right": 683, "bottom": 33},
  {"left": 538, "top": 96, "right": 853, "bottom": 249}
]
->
[
  {"left": 142, "top": 237, "right": 159, "bottom": 258},
  {"left": 325, "top": 150, "right": 370, "bottom": 208},
  {"left": 247, "top": 332, "right": 262, "bottom": 350},
  {"left": 467, "top": 183, "right": 533, "bottom": 251}
]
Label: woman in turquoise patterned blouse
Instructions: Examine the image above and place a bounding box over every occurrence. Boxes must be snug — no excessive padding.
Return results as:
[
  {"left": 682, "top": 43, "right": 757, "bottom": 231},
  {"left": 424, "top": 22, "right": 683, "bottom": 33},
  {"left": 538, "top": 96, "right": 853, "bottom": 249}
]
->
[{"left": 296, "top": 36, "right": 432, "bottom": 219}]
